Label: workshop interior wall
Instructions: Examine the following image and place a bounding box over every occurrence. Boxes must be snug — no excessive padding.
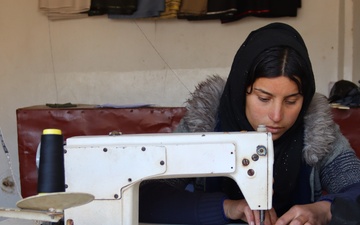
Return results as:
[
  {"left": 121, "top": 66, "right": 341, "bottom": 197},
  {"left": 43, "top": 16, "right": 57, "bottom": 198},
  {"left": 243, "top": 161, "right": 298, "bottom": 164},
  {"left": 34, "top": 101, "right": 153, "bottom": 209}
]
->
[{"left": 0, "top": 0, "right": 358, "bottom": 209}]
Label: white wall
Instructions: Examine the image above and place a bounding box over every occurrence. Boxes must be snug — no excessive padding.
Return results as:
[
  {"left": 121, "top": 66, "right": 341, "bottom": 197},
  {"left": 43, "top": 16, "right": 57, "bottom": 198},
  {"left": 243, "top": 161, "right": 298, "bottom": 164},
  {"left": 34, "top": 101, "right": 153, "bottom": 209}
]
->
[
  {"left": 0, "top": 0, "right": 356, "bottom": 208},
  {"left": 353, "top": 0, "right": 360, "bottom": 84}
]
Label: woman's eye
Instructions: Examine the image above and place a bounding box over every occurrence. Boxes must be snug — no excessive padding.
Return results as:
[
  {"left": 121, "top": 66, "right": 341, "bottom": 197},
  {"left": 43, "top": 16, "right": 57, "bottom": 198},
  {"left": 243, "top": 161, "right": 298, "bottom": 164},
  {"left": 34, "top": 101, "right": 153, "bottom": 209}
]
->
[
  {"left": 285, "top": 100, "right": 297, "bottom": 105},
  {"left": 258, "top": 97, "right": 270, "bottom": 102}
]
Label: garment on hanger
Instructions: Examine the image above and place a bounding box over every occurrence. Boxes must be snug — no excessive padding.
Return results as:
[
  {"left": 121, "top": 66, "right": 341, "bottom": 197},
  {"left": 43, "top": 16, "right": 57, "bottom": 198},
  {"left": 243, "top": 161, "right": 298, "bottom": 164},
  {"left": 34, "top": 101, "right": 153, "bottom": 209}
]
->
[
  {"left": 39, "top": 0, "right": 91, "bottom": 20},
  {"left": 108, "top": 0, "right": 165, "bottom": 19},
  {"left": 179, "top": 0, "right": 237, "bottom": 21},
  {"left": 221, "top": 0, "right": 301, "bottom": 23},
  {"left": 88, "top": 0, "right": 137, "bottom": 16},
  {"left": 177, "top": 0, "right": 207, "bottom": 17},
  {"left": 158, "top": 0, "right": 181, "bottom": 19}
]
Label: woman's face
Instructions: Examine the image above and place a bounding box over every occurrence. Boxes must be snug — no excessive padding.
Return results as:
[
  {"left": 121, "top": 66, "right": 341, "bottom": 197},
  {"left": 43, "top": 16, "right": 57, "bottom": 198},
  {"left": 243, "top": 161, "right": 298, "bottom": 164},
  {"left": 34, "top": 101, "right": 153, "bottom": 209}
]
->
[{"left": 245, "top": 76, "right": 303, "bottom": 140}]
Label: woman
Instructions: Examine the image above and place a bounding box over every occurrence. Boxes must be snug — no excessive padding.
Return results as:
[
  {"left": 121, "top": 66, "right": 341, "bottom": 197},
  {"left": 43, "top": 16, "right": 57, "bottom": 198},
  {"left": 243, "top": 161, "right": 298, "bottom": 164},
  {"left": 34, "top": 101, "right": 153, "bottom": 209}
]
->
[{"left": 139, "top": 23, "right": 360, "bottom": 225}]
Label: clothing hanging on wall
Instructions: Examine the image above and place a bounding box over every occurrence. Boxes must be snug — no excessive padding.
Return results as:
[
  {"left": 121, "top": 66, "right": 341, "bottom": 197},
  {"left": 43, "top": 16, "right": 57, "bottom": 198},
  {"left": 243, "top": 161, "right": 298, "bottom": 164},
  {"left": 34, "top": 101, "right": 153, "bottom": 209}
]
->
[
  {"left": 88, "top": 0, "right": 138, "bottom": 16},
  {"left": 158, "top": 0, "right": 181, "bottom": 19},
  {"left": 221, "top": 0, "right": 301, "bottom": 23},
  {"left": 108, "top": 0, "right": 165, "bottom": 19},
  {"left": 39, "top": 0, "right": 301, "bottom": 21},
  {"left": 177, "top": 0, "right": 207, "bottom": 17},
  {"left": 264, "top": 0, "right": 301, "bottom": 17},
  {"left": 178, "top": 0, "right": 237, "bottom": 21},
  {"left": 39, "top": 0, "right": 90, "bottom": 20},
  {"left": 107, "top": 0, "right": 138, "bottom": 15}
]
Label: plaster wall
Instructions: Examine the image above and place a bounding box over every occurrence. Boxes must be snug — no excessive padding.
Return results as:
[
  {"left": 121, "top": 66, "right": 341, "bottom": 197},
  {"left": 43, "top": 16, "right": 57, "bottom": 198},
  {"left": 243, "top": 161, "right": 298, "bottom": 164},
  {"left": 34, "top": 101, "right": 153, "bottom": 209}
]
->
[{"left": 0, "top": 0, "right": 357, "bottom": 209}]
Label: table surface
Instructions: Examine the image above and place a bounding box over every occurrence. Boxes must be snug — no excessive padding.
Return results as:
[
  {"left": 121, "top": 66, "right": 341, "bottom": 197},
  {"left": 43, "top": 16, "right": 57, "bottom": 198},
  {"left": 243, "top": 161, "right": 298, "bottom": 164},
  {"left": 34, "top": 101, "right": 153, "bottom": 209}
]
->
[{"left": 0, "top": 218, "right": 246, "bottom": 225}]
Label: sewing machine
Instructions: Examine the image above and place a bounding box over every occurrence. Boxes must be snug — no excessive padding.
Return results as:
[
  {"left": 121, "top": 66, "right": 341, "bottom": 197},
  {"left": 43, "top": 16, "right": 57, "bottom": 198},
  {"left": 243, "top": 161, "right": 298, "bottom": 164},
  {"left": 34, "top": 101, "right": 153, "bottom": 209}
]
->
[
  {"left": 63, "top": 131, "right": 274, "bottom": 224},
  {"left": 1, "top": 131, "right": 273, "bottom": 224}
]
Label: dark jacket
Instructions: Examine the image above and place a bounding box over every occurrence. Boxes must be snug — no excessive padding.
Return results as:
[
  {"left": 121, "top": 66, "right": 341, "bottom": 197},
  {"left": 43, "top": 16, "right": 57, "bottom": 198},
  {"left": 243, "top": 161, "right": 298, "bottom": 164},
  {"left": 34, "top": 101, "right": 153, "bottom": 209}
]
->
[{"left": 139, "top": 75, "right": 360, "bottom": 224}]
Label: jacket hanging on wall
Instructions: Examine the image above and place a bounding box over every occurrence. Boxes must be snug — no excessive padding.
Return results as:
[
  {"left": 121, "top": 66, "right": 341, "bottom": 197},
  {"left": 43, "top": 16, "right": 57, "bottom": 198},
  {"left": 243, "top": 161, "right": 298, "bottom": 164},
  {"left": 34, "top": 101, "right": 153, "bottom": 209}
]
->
[
  {"left": 178, "top": 0, "right": 237, "bottom": 21},
  {"left": 221, "top": 0, "right": 301, "bottom": 23},
  {"left": 40, "top": 0, "right": 301, "bottom": 21},
  {"left": 88, "top": 0, "right": 137, "bottom": 16},
  {"left": 108, "top": 0, "right": 165, "bottom": 19},
  {"left": 177, "top": 0, "right": 208, "bottom": 17}
]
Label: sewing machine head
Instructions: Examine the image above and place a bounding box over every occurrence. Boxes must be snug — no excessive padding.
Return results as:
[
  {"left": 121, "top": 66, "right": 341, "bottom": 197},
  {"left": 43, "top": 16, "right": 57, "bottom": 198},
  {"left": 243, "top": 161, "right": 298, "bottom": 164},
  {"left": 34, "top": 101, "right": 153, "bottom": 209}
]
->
[{"left": 62, "top": 131, "right": 274, "bottom": 225}]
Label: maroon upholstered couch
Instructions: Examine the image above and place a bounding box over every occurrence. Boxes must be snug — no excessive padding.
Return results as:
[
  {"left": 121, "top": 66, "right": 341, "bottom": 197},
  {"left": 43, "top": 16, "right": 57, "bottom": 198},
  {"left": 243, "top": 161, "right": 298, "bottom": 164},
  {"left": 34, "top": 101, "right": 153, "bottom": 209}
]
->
[
  {"left": 331, "top": 108, "right": 360, "bottom": 158},
  {"left": 16, "top": 105, "right": 186, "bottom": 198},
  {"left": 16, "top": 105, "right": 359, "bottom": 198}
]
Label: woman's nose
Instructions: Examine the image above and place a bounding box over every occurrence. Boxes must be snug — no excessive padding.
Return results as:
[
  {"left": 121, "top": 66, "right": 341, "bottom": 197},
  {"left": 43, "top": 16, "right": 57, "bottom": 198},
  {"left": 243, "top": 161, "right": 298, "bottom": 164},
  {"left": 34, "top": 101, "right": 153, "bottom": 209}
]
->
[{"left": 269, "top": 102, "right": 283, "bottom": 122}]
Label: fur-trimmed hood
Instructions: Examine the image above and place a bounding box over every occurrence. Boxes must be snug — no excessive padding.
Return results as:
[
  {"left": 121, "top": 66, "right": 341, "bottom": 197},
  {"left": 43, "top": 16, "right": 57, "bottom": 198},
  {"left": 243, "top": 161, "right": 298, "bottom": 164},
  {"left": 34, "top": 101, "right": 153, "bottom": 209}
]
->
[{"left": 176, "top": 75, "right": 337, "bottom": 166}]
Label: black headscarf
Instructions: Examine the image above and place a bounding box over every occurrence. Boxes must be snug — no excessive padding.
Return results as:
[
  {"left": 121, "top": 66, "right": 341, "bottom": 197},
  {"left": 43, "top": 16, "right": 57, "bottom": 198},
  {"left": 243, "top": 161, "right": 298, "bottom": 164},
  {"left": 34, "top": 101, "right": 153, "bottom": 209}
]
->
[{"left": 218, "top": 23, "right": 316, "bottom": 216}]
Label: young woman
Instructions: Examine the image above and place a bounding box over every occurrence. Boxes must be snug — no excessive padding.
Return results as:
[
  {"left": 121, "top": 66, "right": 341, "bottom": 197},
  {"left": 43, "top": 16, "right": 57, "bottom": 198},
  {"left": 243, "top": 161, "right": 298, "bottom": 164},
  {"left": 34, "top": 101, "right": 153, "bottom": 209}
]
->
[{"left": 139, "top": 23, "right": 360, "bottom": 225}]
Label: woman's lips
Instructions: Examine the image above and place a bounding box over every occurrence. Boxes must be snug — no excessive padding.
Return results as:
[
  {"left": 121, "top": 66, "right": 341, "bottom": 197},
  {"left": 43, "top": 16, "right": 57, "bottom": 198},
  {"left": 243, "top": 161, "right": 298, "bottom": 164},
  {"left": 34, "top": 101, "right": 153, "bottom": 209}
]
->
[{"left": 266, "top": 126, "right": 282, "bottom": 134}]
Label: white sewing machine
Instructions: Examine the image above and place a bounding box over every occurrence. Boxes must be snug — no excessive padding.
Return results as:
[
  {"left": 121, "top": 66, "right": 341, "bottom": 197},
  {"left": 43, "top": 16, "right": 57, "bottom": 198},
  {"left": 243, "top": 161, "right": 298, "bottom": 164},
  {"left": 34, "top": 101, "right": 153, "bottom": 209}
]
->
[
  {"left": 63, "top": 131, "right": 274, "bottom": 224},
  {"left": 1, "top": 131, "right": 274, "bottom": 225}
]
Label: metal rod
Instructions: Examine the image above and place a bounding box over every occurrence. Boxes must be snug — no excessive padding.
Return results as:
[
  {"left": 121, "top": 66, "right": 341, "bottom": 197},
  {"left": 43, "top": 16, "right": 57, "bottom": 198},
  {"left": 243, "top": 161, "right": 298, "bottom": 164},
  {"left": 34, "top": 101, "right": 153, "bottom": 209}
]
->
[{"left": 260, "top": 210, "right": 265, "bottom": 225}]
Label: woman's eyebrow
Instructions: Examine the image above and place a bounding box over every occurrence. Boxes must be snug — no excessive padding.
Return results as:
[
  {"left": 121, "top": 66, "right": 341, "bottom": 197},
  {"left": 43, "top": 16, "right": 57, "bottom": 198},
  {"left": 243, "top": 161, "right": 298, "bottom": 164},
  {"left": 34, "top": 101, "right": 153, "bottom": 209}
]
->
[
  {"left": 253, "top": 87, "right": 273, "bottom": 96},
  {"left": 253, "top": 87, "right": 301, "bottom": 98}
]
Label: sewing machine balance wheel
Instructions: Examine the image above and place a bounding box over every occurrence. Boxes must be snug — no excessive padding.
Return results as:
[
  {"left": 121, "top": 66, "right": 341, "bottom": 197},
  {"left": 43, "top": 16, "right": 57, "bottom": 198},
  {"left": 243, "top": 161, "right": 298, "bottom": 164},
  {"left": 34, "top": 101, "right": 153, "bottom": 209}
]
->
[{"left": 16, "top": 192, "right": 94, "bottom": 212}]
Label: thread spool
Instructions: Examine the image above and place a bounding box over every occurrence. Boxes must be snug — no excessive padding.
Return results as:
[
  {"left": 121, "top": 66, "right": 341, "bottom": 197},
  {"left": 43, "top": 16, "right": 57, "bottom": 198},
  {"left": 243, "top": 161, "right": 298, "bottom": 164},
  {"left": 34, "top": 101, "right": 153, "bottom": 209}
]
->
[{"left": 37, "top": 128, "right": 65, "bottom": 194}]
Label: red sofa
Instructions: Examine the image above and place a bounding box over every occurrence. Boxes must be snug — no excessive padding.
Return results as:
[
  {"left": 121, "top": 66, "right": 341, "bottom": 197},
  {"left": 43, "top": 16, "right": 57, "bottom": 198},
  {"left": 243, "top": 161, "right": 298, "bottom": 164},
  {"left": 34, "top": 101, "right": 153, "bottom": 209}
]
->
[{"left": 16, "top": 105, "right": 359, "bottom": 198}]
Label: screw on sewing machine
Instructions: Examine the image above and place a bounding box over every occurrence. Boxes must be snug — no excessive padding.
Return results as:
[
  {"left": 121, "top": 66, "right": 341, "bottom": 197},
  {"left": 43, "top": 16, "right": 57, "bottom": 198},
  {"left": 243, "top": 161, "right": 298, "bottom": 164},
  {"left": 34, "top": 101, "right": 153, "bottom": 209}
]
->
[
  {"left": 160, "top": 160, "right": 165, "bottom": 165},
  {"left": 141, "top": 147, "right": 146, "bottom": 151},
  {"left": 114, "top": 194, "right": 119, "bottom": 199},
  {"left": 103, "top": 148, "right": 108, "bottom": 152},
  {"left": 256, "top": 145, "right": 267, "bottom": 156},
  {"left": 247, "top": 169, "right": 255, "bottom": 176},
  {"left": 252, "top": 154, "right": 259, "bottom": 161},
  {"left": 242, "top": 158, "right": 250, "bottom": 166}
]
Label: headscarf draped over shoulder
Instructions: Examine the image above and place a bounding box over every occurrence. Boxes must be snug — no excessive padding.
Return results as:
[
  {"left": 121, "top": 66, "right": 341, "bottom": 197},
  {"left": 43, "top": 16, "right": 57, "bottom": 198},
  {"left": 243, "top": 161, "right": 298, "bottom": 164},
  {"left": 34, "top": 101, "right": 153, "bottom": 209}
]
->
[
  {"left": 219, "top": 22, "right": 315, "bottom": 134},
  {"left": 218, "top": 23, "right": 316, "bottom": 216}
]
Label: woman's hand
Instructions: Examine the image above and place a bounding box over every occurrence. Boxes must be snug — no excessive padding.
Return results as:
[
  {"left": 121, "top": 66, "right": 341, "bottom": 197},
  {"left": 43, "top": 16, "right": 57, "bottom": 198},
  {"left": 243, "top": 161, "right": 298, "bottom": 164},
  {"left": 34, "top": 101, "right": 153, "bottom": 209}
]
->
[
  {"left": 223, "top": 199, "right": 278, "bottom": 225},
  {"left": 275, "top": 201, "right": 332, "bottom": 225}
]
